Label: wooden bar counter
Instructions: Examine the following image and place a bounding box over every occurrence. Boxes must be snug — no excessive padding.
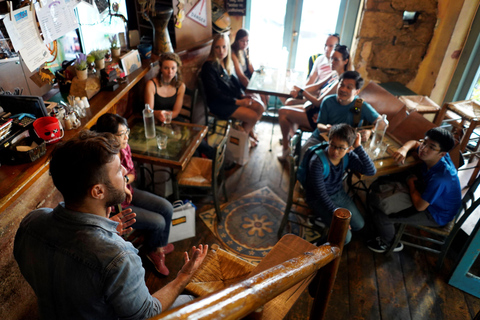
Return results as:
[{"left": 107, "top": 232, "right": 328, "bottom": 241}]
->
[
  {"left": 0, "top": 57, "right": 156, "bottom": 319},
  {"left": 0, "top": 59, "right": 154, "bottom": 213}
]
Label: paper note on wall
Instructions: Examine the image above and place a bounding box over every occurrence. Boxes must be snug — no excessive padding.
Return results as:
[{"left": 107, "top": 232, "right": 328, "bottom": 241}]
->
[
  {"left": 35, "top": 0, "right": 79, "bottom": 44},
  {"left": 3, "top": 8, "right": 51, "bottom": 72}
]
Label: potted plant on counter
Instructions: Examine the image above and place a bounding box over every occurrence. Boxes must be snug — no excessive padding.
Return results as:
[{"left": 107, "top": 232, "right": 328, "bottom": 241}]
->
[
  {"left": 75, "top": 53, "right": 88, "bottom": 80},
  {"left": 109, "top": 34, "right": 121, "bottom": 58},
  {"left": 90, "top": 49, "right": 108, "bottom": 70}
]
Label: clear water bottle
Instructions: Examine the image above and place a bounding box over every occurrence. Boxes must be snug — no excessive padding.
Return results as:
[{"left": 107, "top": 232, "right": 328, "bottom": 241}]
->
[
  {"left": 370, "top": 114, "right": 389, "bottom": 155},
  {"left": 143, "top": 104, "right": 156, "bottom": 139}
]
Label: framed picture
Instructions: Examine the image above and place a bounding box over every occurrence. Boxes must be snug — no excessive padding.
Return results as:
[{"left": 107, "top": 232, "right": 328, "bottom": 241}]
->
[{"left": 120, "top": 49, "right": 141, "bottom": 76}]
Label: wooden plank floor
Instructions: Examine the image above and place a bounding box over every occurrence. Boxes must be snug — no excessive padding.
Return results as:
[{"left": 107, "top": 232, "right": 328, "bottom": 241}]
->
[{"left": 142, "top": 120, "right": 480, "bottom": 319}]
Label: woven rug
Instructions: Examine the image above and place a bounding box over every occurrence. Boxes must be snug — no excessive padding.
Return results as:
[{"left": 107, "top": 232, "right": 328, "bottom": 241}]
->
[{"left": 199, "top": 187, "right": 320, "bottom": 264}]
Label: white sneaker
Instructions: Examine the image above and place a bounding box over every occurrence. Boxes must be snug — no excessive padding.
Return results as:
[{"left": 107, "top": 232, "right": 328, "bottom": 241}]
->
[{"left": 277, "top": 147, "right": 290, "bottom": 161}]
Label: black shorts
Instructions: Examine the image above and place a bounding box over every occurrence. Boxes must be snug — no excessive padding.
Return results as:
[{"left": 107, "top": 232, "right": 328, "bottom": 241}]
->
[{"left": 305, "top": 105, "right": 320, "bottom": 129}]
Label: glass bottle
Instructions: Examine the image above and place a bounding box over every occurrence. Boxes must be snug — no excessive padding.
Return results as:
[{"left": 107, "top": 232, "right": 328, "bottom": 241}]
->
[
  {"left": 143, "top": 103, "right": 156, "bottom": 139},
  {"left": 370, "top": 114, "right": 389, "bottom": 155}
]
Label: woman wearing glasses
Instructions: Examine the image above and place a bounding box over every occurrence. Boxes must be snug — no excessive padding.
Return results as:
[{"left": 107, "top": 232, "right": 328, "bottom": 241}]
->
[
  {"left": 92, "top": 113, "right": 174, "bottom": 276},
  {"left": 278, "top": 44, "right": 351, "bottom": 161}
]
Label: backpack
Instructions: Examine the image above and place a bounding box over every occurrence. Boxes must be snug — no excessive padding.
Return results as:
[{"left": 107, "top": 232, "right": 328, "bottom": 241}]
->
[{"left": 297, "top": 142, "right": 349, "bottom": 187}]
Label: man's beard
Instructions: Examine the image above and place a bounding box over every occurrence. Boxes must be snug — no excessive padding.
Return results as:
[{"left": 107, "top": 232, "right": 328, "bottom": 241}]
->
[{"left": 104, "top": 180, "right": 126, "bottom": 208}]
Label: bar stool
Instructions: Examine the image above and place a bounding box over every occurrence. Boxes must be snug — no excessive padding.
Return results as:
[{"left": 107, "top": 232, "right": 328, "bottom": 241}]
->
[
  {"left": 434, "top": 100, "right": 480, "bottom": 185},
  {"left": 398, "top": 95, "right": 441, "bottom": 121}
]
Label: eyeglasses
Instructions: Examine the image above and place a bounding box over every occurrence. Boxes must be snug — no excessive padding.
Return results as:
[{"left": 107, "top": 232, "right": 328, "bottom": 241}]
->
[
  {"left": 419, "top": 139, "right": 440, "bottom": 152},
  {"left": 116, "top": 128, "right": 130, "bottom": 137},
  {"left": 329, "top": 143, "right": 349, "bottom": 151}
]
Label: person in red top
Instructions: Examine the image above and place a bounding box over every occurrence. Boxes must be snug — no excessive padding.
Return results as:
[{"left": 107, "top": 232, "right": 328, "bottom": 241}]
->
[{"left": 93, "top": 113, "right": 174, "bottom": 276}]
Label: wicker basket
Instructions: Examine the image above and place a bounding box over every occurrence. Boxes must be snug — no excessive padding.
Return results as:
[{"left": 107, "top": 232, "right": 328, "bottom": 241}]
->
[{"left": 185, "top": 244, "right": 256, "bottom": 297}]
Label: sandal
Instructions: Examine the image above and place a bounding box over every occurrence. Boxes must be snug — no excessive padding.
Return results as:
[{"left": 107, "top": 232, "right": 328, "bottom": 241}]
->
[
  {"left": 249, "top": 136, "right": 258, "bottom": 148},
  {"left": 249, "top": 130, "right": 259, "bottom": 142}
]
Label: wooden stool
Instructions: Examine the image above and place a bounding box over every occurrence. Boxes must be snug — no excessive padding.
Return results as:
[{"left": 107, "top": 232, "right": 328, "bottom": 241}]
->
[
  {"left": 399, "top": 95, "right": 441, "bottom": 119},
  {"left": 185, "top": 244, "right": 256, "bottom": 296},
  {"left": 434, "top": 100, "right": 480, "bottom": 185}
]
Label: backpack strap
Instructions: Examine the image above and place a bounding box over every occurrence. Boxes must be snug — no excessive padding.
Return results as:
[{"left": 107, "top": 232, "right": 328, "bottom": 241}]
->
[
  {"left": 351, "top": 98, "right": 364, "bottom": 128},
  {"left": 315, "top": 149, "right": 349, "bottom": 179}
]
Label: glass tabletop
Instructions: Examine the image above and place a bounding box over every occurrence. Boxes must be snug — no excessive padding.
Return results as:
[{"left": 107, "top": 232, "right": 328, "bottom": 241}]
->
[
  {"left": 247, "top": 68, "right": 305, "bottom": 97},
  {"left": 128, "top": 120, "right": 206, "bottom": 167}
]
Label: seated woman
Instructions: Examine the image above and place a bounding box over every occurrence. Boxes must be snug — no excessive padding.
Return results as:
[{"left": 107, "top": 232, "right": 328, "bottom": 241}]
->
[
  {"left": 145, "top": 52, "right": 186, "bottom": 123},
  {"left": 201, "top": 33, "right": 265, "bottom": 139},
  {"left": 231, "top": 28, "right": 269, "bottom": 112},
  {"left": 92, "top": 113, "right": 174, "bottom": 276},
  {"left": 231, "top": 28, "right": 254, "bottom": 89},
  {"left": 285, "top": 33, "right": 340, "bottom": 106},
  {"left": 277, "top": 44, "right": 351, "bottom": 161}
]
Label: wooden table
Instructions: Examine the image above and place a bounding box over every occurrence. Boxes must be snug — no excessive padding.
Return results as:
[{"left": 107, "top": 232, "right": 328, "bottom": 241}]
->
[
  {"left": 321, "top": 130, "right": 420, "bottom": 179},
  {"left": 246, "top": 68, "right": 305, "bottom": 98},
  {"left": 128, "top": 119, "right": 208, "bottom": 198},
  {"left": 246, "top": 68, "right": 305, "bottom": 151}
]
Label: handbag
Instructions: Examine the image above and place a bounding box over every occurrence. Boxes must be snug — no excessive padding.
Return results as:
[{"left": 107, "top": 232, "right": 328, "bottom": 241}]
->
[
  {"left": 168, "top": 200, "right": 196, "bottom": 243},
  {"left": 369, "top": 178, "right": 413, "bottom": 215}
]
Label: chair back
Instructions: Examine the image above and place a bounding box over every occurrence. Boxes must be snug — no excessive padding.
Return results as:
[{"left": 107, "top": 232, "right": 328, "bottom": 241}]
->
[
  {"left": 307, "top": 53, "right": 321, "bottom": 78},
  {"left": 212, "top": 121, "right": 231, "bottom": 182},
  {"left": 358, "top": 81, "right": 405, "bottom": 121},
  {"left": 389, "top": 110, "right": 437, "bottom": 144},
  {"left": 178, "top": 87, "right": 198, "bottom": 123},
  {"left": 197, "top": 76, "right": 210, "bottom": 126}
]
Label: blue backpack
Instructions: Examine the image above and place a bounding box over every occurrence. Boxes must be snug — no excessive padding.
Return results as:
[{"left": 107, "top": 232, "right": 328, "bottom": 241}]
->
[{"left": 297, "top": 142, "right": 349, "bottom": 187}]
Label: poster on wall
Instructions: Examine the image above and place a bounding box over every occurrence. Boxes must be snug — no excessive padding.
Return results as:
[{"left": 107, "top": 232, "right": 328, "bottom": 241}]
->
[
  {"left": 226, "top": 0, "right": 246, "bottom": 16},
  {"left": 187, "top": 0, "right": 207, "bottom": 27}
]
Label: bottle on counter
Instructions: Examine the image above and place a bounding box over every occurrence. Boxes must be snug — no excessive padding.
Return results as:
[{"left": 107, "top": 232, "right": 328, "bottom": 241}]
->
[{"left": 143, "top": 103, "right": 156, "bottom": 139}]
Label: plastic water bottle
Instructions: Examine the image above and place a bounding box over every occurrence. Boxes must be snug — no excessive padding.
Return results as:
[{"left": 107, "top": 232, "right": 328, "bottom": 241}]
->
[
  {"left": 143, "top": 104, "right": 156, "bottom": 139},
  {"left": 370, "top": 114, "right": 389, "bottom": 154}
]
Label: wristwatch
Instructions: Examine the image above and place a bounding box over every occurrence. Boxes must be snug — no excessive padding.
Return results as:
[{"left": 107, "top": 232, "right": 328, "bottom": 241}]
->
[
  {"left": 125, "top": 175, "right": 130, "bottom": 184},
  {"left": 298, "top": 89, "right": 304, "bottom": 99}
]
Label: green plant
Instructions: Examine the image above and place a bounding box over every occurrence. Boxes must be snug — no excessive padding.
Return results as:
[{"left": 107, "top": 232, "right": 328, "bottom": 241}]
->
[
  {"left": 90, "top": 49, "right": 108, "bottom": 61},
  {"left": 75, "top": 53, "right": 87, "bottom": 71},
  {"left": 109, "top": 34, "right": 120, "bottom": 49}
]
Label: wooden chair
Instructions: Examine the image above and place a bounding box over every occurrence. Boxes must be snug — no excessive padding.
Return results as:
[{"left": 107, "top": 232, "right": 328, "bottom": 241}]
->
[
  {"left": 358, "top": 81, "right": 406, "bottom": 121},
  {"left": 178, "top": 87, "right": 198, "bottom": 123},
  {"left": 434, "top": 100, "right": 480, "bottom": 186},
  {"left": 386, "top": 174, "right": 480, "bottom": 269},
  {"left": 277, "top": 131, "right": 327, "bottom": 242},
  {"left": 176, "top": 121, "right": 231, "bottom": 222},
  {"left": 197, "top": 76, "right": 235, "bottom": 137},
  {"left": 389, "top": 110, "right": 437, "bottom": 145},
  {"left": 152, "top": 209, "right": 351, "bottom": 320},
  {"left": 398, "top": 95, "right": 441, "bottom": 118}
]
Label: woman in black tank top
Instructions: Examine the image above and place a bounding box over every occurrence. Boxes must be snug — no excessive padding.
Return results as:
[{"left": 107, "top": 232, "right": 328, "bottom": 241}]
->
[{"left": 145, "top": 52, "right": 186, "bottom": 123}]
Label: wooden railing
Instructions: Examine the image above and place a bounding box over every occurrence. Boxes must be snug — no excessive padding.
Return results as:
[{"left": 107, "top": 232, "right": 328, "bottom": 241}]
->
[{"left": 149, "top": 208, "right": 352, "bottom": 320}]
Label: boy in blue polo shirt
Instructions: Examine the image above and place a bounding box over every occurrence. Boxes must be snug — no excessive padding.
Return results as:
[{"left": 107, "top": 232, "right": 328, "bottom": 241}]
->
[
  {"left": 304, "top": 123, "right": 376, "bottom": 244},
  {"left": 367, "top": 127, "right": 462, "bottom": 253}
]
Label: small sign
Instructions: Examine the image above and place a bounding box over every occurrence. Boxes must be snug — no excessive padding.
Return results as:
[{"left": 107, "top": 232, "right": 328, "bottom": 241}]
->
[
  {"left": 226, "top": 0, "right": 246, "bottom": 16},
  {"left": 187, "top": 0, "right": 207, "bottom": 27}
]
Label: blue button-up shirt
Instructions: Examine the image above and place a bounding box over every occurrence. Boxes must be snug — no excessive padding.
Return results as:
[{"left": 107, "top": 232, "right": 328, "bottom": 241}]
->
[{"left": 14, "top": 203, "right": 162, "bottom": 319}]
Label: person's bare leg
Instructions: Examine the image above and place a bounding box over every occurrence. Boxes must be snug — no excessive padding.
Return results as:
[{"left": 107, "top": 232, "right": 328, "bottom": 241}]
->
[
  {"left": 231, "top": 106, "right": 260, "bottom": 135},
  {"left": 277, "top": 106, "right": 312, "bottom": 161}
]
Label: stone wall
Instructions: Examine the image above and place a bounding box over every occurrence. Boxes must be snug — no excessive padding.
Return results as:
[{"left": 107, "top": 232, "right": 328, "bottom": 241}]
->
[{"left": 353, "top": 0, "right": 438, "bottom": 85}]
